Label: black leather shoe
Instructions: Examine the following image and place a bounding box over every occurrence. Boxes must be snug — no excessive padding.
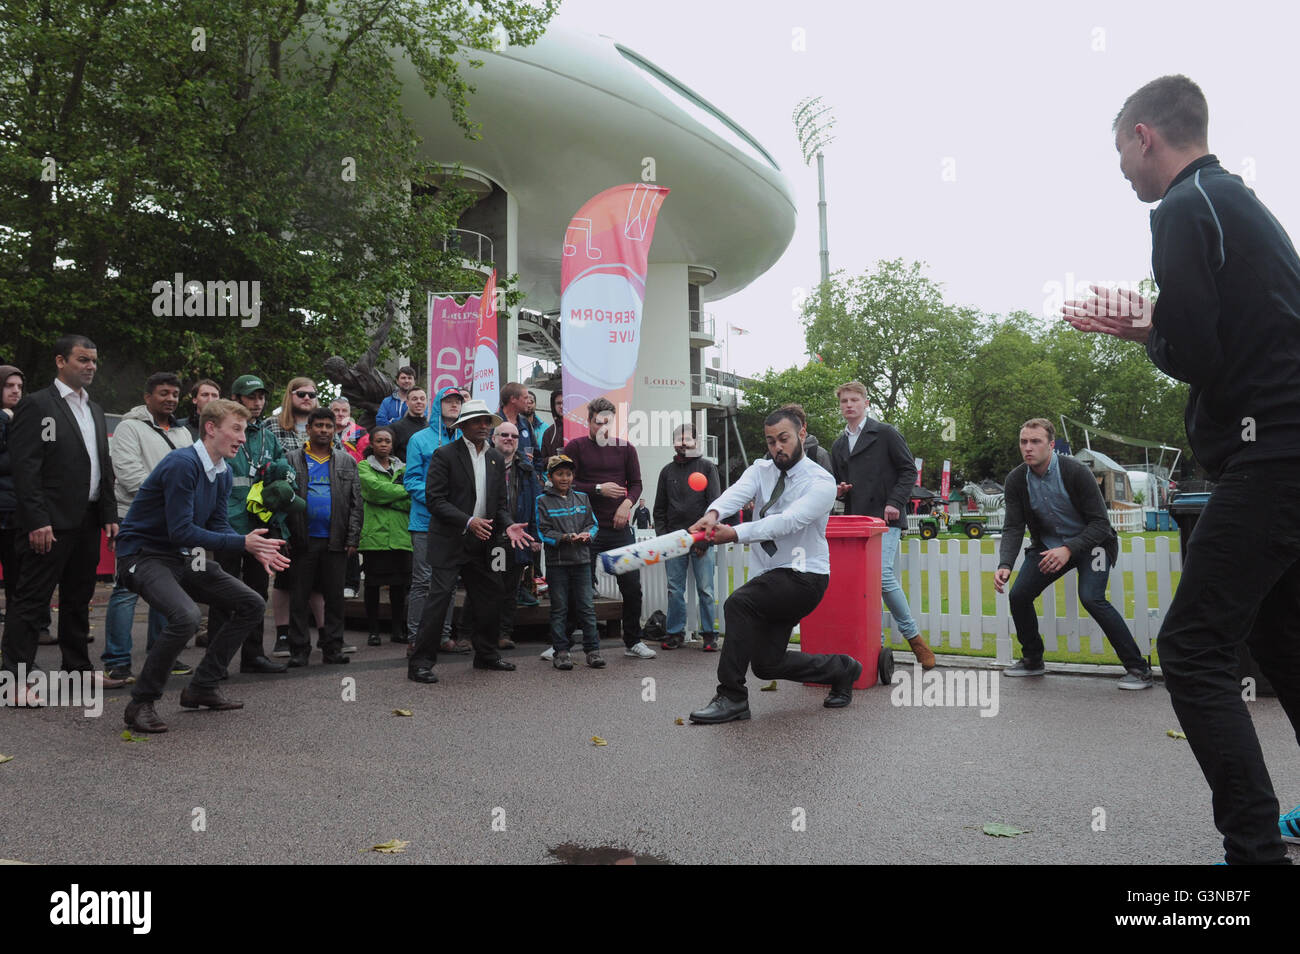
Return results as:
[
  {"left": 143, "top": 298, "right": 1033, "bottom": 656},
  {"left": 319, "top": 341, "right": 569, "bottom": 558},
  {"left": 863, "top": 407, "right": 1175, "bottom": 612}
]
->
[
  {"left": 689, "top": 694, "right": 751, "bottom": 724},
  {"left": 321, "top": 650, "right": 350, "bottom": 665},
  {"left": 389, "top": 633, "right": 412, "bottom": 645},
  {"left": 287, "top": 654, "right": 309, "bottom": 668},
  {"left": 124, "top": 700, "right": 168, "bottom": 733},
  {"left": 241, "top": 655, "right": 288, "bottom": 674},
  {"left": 472, "top": 656, "right": 516, "bottom": 671},
  {"left": 179, "top": 686, "right": 244, "bottom": 710},
  {"left": 825, "top": 657, "right": 864, "bottom": 709},
  {"left": 367, "top": 633, "right": 382, "bottom": 647},
  {"left": 408, "top": 667, "right": 439, "bottom": 684}
]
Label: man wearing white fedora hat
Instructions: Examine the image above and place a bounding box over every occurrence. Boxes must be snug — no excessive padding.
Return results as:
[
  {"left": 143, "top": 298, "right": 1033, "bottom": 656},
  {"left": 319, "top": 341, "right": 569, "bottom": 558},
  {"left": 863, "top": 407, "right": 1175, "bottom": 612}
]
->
[{"left": 409, "top": 399, "right": 535, "bottom": 683}]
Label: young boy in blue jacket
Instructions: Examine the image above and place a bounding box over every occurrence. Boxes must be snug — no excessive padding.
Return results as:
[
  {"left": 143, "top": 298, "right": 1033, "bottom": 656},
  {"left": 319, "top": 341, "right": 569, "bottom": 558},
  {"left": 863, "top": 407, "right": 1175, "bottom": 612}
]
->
[{"left": 535, "top": 455, "right": 604, "bottom": 670}]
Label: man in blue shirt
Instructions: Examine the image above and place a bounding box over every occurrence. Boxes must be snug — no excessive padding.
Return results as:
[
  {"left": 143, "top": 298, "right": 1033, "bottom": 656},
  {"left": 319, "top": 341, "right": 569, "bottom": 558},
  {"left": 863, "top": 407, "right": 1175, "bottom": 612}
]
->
[
  {"left": 116, "top": 400, "right": 290, "bottom": 733},
  {"left": 284, "top": 408, "right": 362, "bottom": 667}
]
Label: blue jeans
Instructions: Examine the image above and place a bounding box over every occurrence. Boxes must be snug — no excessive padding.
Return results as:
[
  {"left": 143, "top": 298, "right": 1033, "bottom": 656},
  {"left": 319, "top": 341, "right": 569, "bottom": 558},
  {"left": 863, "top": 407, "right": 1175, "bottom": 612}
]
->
[
  {"left": 1009, "top": 548, "right": 1144, "bottom": 669},
  {"left": 881, "top": 527, "right": 918, "bottom": 640},
  {"left": 101, "top": 581, "right": 167, "bottom": 670},
  {"left": 665, "top": 546, "right": 717, "bottom": 636},
  {"left": 547, "top": 563, "right": 599, "bottom": 653}
]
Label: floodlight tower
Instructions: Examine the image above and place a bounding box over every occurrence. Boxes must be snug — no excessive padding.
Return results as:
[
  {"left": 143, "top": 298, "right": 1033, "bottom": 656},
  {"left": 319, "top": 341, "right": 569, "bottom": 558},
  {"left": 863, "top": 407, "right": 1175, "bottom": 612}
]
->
[{"left": 793, "top": 96, "right": 836, "bottom": 289}]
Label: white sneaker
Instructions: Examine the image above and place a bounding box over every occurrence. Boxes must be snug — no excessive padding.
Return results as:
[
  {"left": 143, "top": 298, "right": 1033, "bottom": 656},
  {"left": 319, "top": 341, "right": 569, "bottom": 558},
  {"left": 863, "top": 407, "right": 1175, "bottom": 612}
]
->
[
  {"left": 540, "top": 646, "right": 555, "bottom": 660},
  {"left": 343, "top": 588, "right": 357, "bottom": 599},
  {"left": 624, "top": 641, "right": 657, "bottom": 659}
]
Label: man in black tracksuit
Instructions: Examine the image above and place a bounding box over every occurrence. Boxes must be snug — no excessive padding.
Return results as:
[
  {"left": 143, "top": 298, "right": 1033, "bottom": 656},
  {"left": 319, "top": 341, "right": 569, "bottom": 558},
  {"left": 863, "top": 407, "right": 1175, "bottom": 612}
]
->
[
  {"left": 653, "top": 423, "right": 721, "bottom": 650},
  {"left": 1064, "top": 75, "right": 1300, "bottom": 864}
]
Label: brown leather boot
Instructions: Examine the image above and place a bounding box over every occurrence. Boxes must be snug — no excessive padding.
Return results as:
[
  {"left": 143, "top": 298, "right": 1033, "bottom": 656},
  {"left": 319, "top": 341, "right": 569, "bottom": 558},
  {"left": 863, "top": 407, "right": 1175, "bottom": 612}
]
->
[
  {"left": 124, "top": 700, "right": 168, "bottom": 733},
  {"left": 908, "top": 635, "right": 937, "bottom": 670}
]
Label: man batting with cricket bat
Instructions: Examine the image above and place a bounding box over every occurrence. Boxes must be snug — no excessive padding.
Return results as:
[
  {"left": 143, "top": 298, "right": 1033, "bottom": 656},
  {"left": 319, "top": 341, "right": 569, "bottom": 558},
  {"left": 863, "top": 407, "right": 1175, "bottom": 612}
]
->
[{"left": 684, "top": 407, "right": 863, "bottom": 723}]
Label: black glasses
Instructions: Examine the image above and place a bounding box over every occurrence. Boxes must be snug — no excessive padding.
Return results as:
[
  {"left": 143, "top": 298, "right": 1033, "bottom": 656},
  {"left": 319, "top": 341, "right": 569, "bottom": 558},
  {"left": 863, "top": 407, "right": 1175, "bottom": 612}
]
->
[
  {"left": 498, "top": 434, "right": 519, "bottom": 440},
  {"left": 294, "top": 390, "right": 317, "bottom": 399}
]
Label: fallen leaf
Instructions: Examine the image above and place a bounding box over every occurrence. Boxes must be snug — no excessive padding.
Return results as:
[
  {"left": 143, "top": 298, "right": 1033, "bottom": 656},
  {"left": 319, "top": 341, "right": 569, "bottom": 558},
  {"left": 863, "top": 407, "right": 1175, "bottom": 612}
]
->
[
  {"left": 367, "top": 839, "right": 409, "bottom": 854},
  {"left": 1166, "top": 729, "right": 1186, "bottom": 740},
  {"left": 0, "top": 754, "right": 13, "bottom": 764},
  {"left": 120, "top": 730, "right": 148, "bottom": 743},
  {"left": 760, "top": 681, "right": 778, "bottom": 692},
  {"left": 393, "top": 709, "right": 413, "bottom": 717},
  {"left": 591, "top": 736, "right": 608, "bottom": 746},
  {"left": 674, "top": 718, "right": 684, "bottom": 726},
  {"left": 982, "top": 823, "right": 1027, "bottom": 838}
]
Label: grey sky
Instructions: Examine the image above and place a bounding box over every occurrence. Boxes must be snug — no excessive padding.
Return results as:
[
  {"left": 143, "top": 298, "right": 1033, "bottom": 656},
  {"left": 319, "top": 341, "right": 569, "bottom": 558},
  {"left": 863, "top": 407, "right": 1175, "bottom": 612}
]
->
[{"left": 552, "top": 0, "right": 1300, "bottom": 377}]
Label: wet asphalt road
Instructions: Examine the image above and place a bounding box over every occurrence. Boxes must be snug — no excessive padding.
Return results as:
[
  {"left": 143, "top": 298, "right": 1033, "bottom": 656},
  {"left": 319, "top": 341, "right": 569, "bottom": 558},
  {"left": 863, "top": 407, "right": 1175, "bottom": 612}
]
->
[{"left": 2, "top": 623, "right": 1298, "bottom": 866}]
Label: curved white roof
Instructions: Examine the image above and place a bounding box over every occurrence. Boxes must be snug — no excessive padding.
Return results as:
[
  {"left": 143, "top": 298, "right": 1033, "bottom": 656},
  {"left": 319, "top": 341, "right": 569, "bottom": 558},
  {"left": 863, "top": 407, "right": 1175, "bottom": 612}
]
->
[{"left": 396, "top": 26, "right": 796, "bottom": 309}]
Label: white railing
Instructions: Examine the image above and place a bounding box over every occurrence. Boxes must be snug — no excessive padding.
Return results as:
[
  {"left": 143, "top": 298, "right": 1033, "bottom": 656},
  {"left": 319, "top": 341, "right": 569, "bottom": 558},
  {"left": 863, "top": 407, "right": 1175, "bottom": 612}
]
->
[
  {"left": 606, "top": 535, "right": 1181, "bottom": 664},
  {"left": 688, "top": 311, "right": 716, "bottom": 339},
  {"left": 442, "top": 228, "right": 494, "bottom": 263}
]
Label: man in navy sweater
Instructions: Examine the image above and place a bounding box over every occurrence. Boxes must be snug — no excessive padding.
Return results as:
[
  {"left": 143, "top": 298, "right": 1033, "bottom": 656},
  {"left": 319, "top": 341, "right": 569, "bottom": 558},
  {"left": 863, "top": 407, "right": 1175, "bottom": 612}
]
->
[
  {"left": 1064, "top": 75, "right": 1300, "bottom": 863},
  {"left": 115, "top": 399, "right": 289, "bottom": 733}
]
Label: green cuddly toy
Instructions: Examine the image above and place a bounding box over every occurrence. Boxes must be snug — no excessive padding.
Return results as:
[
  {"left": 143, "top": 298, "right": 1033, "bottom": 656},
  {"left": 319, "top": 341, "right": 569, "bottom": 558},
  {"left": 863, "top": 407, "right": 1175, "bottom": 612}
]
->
[
  {"left": 260, "top": 459, "right": 306, "bottom": 515},
  {"left": 247, "top": 459, "right": 305, "bottom": 535}
]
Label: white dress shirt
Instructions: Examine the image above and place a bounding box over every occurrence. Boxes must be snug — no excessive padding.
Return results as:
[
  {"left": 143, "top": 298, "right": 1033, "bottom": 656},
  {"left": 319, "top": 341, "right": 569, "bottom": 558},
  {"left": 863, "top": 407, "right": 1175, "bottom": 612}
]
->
[
  {"left": 54, "top": 378, "right": 100, "bottom": 502},
  {"left": 706, "top": 455, "right": 836, "bottom": 576},
  {"left": 463, "top": 436, "right": 489, "bottom": 522},
  {"left": 844, "top": 420, "right": 864, "bottom": 454},
  {"left": 193, "top": 439, "right": 227, "bottom": 483}
]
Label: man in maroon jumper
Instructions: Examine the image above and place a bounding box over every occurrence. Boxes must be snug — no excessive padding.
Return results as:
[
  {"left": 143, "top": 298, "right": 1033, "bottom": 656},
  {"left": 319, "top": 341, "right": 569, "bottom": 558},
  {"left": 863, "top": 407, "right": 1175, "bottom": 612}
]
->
[{"left": 563, "top": 397, "right": 656, "bottom": 658}]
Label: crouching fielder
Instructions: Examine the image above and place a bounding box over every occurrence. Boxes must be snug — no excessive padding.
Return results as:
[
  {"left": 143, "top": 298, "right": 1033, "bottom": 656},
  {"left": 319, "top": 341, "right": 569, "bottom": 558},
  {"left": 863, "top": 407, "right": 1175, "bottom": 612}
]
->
[{"left": 688, "top": 408, "right": 862, "bottom": 724}]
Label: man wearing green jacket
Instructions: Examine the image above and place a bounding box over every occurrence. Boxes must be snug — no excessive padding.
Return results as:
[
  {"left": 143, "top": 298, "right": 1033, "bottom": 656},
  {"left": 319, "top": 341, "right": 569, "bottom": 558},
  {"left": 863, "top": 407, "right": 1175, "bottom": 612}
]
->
[{"left": 210, "top": 374, "right": 288, "bottom": 674}]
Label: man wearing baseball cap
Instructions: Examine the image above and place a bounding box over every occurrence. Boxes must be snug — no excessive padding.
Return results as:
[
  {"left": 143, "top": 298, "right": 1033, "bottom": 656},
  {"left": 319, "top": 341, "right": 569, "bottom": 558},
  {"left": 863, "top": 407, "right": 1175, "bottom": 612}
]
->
[
  {"left": 408, "top": 399, "right": 534, "bottom": 684},
  {"left": 209, "top": 373, "right": 288, "bottom": 674}
]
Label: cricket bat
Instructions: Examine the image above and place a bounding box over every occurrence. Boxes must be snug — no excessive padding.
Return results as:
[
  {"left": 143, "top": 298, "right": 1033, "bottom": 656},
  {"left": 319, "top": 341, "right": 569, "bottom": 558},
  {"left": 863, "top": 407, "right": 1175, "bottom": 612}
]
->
[{"left": 599, "top": 530, "right": 708, "bottom": 575}]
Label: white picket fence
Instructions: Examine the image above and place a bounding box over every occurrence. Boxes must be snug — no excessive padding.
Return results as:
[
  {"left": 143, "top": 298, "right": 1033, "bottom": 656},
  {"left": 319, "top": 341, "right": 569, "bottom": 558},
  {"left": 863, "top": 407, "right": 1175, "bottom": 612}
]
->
[{"left": 602, "top": 535, "right": 1182, "bottom": 665}]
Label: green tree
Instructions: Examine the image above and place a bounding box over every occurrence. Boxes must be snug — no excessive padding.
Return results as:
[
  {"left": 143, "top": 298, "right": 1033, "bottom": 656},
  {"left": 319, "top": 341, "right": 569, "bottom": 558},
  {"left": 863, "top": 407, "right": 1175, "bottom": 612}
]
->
[
  {"left": 800, "top": 259, "right": 980, "bottom": 418},
  {"left": 0, "top": 0, "right": 556, "bottom": 407},
  {"left": 735, "top": 361, "right": 844, "bottom": 470}
]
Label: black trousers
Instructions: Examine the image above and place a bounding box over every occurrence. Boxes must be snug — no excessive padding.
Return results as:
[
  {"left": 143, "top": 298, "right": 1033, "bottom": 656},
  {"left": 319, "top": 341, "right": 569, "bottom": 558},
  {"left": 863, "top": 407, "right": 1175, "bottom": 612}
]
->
[
  {"left": 716, "top": 569, "right": 846, "bottom": 702},
  {"left": 1, "top": 505, "right": 101, "bottom": 676},
  {"left": 590, "top": 526, "right": 642, "bottom": 647},
  {"left": 288, "top": 538, "right": 346, "bottom": 655},
  {"left": 1157, "top": 462, "right": 1300, "bottom": 864},
  {"left": 119, "top": 552, "right": 264, "bottom": 703},
  {"left": 211, "top": 547, "right": 271, "bottom": 662},
  {"left": 0, "top": 523, "right": 17, "bottom": 623},
  {"left": 411, "top": 542, "right": 502, "bottom": 669},
  {"left": 364, "top": 583, "right": 408, "bottom": 635},
  {"left": 500, "top": 561, "right": 526, "bottom": 641}
]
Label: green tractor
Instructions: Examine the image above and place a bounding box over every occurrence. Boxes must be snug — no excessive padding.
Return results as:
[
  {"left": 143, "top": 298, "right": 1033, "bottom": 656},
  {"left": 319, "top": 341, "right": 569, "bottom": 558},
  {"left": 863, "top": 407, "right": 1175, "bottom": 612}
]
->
[{"left": 916, "top": 507, "right": 988, "bottom": 540}]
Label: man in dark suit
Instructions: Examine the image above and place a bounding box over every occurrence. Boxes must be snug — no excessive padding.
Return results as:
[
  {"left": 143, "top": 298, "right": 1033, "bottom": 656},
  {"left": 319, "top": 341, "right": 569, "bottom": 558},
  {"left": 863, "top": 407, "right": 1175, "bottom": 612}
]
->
[
  {"left": 408, "top": 399, "right": 534, "bottom": 684},
  {"left": 828, "top": 380, "right": 935, "bottom": 670},
  {"left": 2, "top": 335, "right": 125, "bottom": 701}
]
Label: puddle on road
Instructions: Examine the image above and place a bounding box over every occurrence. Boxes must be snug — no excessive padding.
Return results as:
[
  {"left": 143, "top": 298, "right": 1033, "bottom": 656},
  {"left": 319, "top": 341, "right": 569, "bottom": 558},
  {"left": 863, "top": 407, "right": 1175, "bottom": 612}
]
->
[{"left": 548, "top": 843, "right": 672, "bottom": 865}]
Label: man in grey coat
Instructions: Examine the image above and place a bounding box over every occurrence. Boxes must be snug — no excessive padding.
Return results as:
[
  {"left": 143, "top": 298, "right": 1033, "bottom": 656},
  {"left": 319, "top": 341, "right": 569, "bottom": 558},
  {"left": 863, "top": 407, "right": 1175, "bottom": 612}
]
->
[{"left": 993, "top": 418, "right": 1152, "bottom": 688}]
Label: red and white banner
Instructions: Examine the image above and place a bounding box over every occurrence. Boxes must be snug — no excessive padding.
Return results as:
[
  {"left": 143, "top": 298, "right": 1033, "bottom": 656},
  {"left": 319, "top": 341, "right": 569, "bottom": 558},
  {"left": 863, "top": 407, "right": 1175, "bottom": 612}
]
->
[
  {"left": 471, "top": 270, "right": 500, "bottom": 409},
  {"left": 559, "top": 183, "right": 670, "bottom": 442},
  {"left": 426, "top": 292, "right": 480, "bottom": 394},
  {"left": 940, "top": 459, "right": 952, "bottom": 502},
  {"left": 914, "top": 457, "right": 924, "bottom": 486}
]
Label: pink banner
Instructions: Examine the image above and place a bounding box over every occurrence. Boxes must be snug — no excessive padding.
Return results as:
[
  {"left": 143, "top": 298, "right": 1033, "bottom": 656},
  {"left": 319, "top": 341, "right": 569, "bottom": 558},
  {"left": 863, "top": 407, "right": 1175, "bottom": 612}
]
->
[
  {"left": 427, "top": 293, "right": 480, "bottom": 394},
  {"left": 941, "top": 459, "right": 952, "bottom": 503},
  {"left": 471, "top": 271, "right": 500, "bottom": 410},
  {"left": 559, "top": 183, "right": 670, "bottom": 442}
]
